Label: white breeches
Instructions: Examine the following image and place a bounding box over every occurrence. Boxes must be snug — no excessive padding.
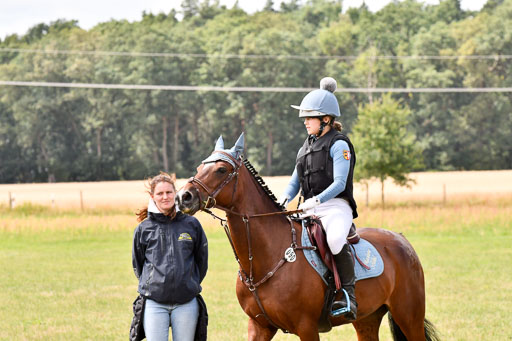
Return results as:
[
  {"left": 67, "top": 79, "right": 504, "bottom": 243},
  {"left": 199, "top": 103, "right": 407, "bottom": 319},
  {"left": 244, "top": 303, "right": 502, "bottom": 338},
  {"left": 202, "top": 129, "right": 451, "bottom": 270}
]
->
[{"left": 304, "top": 198, "right": 353, "bottom": 255}]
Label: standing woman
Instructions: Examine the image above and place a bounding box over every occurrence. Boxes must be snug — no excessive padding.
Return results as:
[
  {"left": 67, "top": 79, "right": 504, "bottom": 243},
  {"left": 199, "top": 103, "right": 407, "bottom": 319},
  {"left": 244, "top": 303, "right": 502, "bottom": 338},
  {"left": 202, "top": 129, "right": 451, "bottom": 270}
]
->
[
  {"left": 132, "top": 172, "right": 208, "bottom": 341},
  {"left": 279, "top": 77, "right": 358, "bottom": 320}
]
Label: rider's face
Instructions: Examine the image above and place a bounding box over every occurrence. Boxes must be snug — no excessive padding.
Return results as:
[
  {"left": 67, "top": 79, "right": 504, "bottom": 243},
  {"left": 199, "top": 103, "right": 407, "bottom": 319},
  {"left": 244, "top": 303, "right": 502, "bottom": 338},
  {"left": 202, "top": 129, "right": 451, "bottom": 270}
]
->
[{"left": 304, "top": 117, "right": 321, "bottom": 135}]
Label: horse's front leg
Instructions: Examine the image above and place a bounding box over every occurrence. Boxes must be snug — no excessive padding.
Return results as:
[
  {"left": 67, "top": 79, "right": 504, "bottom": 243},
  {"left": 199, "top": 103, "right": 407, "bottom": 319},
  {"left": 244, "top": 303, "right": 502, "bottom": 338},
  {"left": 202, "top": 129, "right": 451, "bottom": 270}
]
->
[{"left": 248, "top": 317, "right": 277, "bottom": 341}]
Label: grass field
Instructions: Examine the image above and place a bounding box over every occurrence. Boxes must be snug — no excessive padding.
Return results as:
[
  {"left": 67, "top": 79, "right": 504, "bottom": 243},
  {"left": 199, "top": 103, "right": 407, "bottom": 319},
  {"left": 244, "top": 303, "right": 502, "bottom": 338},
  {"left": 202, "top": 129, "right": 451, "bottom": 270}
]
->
[
  {"left": 1, "top": 172, "right": 511, "bottom": 340},
  {"left": 1, "top": 199, "right": 511, "bottom": 340}
]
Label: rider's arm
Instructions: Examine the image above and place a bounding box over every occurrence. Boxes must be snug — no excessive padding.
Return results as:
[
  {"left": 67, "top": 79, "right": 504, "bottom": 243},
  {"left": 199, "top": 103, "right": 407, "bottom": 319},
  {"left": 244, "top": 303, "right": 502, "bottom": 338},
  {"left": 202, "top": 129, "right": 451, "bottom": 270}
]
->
[
  {"left": 281, "top": 148, "right": 302, "bottom": 202},
  {"left": 316, "top": 140, "right": 350, "bottom": 203},
  {"left": 282, "top": 167, "right": 300, "bottom": 201}
]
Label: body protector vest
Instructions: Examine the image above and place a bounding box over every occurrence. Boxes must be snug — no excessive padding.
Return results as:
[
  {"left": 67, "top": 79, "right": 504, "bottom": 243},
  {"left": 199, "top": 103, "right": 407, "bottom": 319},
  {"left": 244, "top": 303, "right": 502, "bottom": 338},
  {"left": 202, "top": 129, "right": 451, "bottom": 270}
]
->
[{"left": 296, "top": 128, "right": 358, "bottom": 219}]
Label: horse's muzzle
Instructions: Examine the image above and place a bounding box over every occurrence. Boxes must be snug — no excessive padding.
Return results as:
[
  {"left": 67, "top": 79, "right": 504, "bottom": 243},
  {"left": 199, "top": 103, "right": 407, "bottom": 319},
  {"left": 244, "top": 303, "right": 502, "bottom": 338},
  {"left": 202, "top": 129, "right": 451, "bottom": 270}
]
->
[{"left": 176, "top": 188, "right": 200, "bottom": 215}]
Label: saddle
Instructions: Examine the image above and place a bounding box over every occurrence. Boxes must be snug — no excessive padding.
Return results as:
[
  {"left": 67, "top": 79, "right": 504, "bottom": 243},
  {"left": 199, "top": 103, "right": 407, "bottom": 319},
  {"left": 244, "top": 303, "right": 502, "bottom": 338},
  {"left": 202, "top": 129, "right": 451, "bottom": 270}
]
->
[{"left": 304, "top": 217, "right": 360, "bottom": 291}]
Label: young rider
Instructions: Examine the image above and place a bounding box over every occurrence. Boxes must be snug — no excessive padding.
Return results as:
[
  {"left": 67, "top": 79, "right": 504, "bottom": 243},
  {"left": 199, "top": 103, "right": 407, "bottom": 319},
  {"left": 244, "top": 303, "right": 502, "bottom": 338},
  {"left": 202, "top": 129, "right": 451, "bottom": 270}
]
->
[{"left": 279, "top": 77, "right": 358, "bottom": 320}]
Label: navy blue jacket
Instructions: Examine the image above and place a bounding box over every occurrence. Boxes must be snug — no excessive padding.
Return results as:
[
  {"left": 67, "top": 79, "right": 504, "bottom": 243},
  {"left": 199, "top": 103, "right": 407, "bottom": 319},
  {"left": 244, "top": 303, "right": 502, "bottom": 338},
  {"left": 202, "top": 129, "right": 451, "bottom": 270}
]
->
[{"left": 132, "top": 211, "right": 208, "bottom": 304}]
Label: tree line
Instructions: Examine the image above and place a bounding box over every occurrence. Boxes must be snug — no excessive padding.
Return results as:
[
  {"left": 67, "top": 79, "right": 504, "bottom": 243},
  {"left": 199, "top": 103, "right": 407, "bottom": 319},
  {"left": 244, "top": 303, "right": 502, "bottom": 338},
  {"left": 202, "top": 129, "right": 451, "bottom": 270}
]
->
[{"left": 0, "top": 0, "right": 511, "bottom": 184}]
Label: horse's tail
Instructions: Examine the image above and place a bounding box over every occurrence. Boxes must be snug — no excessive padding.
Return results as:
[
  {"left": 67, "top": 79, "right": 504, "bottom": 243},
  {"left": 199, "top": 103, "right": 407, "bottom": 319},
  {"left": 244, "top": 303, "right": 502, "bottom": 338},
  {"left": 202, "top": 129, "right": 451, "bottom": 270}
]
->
[{"left": 388, "top": 313, "right": 441, "bottom": 341}]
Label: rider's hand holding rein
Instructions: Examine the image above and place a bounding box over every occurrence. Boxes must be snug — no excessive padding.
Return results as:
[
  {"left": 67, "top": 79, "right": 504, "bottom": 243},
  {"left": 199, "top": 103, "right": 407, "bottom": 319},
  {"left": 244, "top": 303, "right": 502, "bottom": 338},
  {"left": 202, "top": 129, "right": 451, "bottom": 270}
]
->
[
  {"left": 298, "top": 196, "right": 320, "bottom": 216},
  {"left": 278, "top": 194, "right": 291, "bottom": 207}
]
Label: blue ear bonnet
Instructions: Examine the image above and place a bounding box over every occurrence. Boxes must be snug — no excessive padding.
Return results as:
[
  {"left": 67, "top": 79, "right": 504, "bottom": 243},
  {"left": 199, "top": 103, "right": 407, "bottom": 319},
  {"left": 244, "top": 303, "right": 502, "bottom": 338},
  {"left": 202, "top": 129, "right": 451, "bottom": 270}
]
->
[{"left": 202, "top": 133, "right": 244, "bottom": 168}]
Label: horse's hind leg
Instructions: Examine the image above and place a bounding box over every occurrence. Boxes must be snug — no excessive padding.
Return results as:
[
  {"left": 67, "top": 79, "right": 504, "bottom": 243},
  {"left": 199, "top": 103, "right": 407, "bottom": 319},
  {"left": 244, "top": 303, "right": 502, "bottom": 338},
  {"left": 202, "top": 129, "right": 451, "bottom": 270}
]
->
[
  {"left": 385, "top": 233, "right": 428, "bottom": 340},
  {"left": 352, "top": 306, "right": 387, "bottom": 341},
  {"left": 248, "top": 317, "right": 277, "bottom": 341},
  {"left": 387, "top": 292, "right": 426, "bottom": 340},
  {"left": 386, "top": 308, "right": 426, "bottom": 341}
]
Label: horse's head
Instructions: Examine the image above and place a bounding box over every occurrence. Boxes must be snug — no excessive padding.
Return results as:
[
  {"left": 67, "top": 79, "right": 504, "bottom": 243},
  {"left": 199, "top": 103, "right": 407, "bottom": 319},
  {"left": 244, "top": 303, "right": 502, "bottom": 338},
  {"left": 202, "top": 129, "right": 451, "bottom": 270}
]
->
[{"left": 177, "top": 134, "right": 244, "bottom": 215}]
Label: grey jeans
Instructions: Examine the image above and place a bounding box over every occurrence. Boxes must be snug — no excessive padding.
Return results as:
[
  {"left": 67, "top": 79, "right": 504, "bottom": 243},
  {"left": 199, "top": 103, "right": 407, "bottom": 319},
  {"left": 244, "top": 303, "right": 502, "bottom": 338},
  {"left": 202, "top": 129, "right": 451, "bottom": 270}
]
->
[{"left": 143, "top": 297, "right": 199, "bottom": 341}]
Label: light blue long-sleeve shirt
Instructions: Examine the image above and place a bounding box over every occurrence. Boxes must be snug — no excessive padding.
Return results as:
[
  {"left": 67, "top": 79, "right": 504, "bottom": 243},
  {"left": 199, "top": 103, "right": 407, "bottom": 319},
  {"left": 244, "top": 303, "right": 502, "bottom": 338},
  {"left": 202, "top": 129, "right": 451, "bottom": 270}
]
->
[{"left": 282, "top": 140, "right": 351, "bottom": 203}]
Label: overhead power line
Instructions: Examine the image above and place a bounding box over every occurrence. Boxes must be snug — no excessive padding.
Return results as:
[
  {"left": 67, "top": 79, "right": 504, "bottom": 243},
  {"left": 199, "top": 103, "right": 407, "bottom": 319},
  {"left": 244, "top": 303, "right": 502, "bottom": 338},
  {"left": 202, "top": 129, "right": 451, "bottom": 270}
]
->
[
  {"left": 1, "top": 80, "right": 512, "bottom": 93},
  {"left": 0, "top": 81, "right": 312, "bottom": 92},
  {"left": 1, "top": 48, "right": 512, "bottom": 61}
]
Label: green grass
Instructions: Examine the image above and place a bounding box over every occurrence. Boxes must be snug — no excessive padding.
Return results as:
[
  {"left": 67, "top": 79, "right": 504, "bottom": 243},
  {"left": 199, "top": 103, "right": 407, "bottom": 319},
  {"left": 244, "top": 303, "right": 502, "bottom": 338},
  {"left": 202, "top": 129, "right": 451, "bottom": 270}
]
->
[{"left": 0, "top": 204, "right": 511, "bottom": 340}]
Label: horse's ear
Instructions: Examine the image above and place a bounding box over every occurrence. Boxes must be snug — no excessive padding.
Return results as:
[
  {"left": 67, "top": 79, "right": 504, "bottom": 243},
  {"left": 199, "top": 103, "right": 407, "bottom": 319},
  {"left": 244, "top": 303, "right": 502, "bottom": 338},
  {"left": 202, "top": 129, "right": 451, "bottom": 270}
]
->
[
  {"left": 230, "top": 133, "right": 244, "bottom": 156},
  {"left": 170, "top": 173, "right": 176, "bottom": 182},
  {"left": 214, "top": 135, "right": 224, "bottom": 151}
]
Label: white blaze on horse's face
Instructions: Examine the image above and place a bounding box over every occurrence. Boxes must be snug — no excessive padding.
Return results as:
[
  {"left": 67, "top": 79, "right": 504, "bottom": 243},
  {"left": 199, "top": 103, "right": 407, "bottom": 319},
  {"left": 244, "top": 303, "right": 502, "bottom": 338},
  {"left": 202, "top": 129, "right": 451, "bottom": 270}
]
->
[
  {"left": 201, "top": 162, "right": 215, "bottom": 172},
  {"left": 196, "top": 162, "right": 227, "bottom": 184},
  {"left": 203, "top": 161, "right": 232, "bottom": 178}
]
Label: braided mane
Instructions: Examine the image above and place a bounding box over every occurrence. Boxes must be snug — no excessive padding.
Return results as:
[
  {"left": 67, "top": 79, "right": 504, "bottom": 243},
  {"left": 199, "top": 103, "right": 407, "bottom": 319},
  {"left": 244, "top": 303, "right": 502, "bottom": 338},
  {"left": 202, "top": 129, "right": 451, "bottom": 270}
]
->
[{"left": 242, "top": 158, "right": 285, "bottom": 212}]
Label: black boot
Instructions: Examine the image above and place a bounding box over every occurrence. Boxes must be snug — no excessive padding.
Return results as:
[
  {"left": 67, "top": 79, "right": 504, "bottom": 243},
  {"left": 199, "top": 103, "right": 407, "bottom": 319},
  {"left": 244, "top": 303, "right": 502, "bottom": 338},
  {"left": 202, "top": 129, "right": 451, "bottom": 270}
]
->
[{"left": 331, "top": 244, "right": 357, "bottom": 320}]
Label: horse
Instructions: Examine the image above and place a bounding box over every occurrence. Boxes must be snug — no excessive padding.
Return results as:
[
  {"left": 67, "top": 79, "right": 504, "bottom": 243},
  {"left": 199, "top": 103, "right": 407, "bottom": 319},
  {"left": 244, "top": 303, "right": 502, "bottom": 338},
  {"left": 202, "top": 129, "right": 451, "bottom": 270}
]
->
[{"left": 176, "top": 134, "right": 439, "bottom": 341}]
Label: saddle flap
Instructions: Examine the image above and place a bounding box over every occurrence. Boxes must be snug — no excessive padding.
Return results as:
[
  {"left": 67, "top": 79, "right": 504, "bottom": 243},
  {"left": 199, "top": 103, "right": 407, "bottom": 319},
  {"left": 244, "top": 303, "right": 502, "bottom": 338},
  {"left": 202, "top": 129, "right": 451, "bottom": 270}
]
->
[{"left": 306, "top": 217, "right": 341, "bottom": 291}]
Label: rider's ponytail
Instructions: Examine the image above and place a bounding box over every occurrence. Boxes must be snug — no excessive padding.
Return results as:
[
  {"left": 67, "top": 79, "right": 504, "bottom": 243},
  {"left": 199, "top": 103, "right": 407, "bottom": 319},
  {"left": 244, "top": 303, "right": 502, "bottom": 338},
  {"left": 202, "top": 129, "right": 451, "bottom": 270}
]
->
[{"left": 333, "top": 120, "right": 343, "bottom": 132}]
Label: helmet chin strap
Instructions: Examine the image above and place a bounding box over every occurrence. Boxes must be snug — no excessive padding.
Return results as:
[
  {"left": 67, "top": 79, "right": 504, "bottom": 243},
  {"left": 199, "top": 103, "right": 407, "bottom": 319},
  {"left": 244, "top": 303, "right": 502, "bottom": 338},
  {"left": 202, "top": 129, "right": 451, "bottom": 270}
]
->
[{"left": 317, "top": 121, "right": 327, "bottom": 137}]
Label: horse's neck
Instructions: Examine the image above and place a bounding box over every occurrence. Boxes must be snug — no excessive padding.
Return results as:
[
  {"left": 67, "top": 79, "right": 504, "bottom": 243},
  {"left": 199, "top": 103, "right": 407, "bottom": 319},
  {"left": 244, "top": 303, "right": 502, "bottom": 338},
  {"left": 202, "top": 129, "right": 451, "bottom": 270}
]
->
[
  {"left": 226, "top": 171, "right": 293, "bottom": 275},
  {"left": 227, "top": 214, "right": 292, "bottom": 277}
]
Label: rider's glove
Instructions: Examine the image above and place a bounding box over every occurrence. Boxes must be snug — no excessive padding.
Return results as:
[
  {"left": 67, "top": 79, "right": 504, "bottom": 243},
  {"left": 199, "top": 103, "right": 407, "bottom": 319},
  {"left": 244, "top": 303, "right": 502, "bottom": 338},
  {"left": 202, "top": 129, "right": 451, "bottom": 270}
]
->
[
  {"left": 278, "top": 194, "right": 291, "bottom": 207},
  {"left": 299, "top": 196, "right": 320, "bottom": 213}
]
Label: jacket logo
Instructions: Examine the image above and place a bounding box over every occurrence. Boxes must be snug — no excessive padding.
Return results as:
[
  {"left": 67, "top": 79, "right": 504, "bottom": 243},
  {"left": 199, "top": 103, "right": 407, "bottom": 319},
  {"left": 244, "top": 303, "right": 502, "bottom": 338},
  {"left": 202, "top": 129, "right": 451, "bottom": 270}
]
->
[
  {"left": 178, "top": 232, "right": 192, "bottom": 241},
  {"left": 343, "top": 150, "right": 351, "bottom": 160}
]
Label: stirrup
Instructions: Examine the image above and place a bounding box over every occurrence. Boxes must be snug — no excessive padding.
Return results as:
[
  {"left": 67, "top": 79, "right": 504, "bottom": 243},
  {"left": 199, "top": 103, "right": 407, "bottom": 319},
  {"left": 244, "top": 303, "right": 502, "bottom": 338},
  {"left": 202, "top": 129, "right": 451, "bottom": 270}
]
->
[{"left": 331, "top": 289, "right": 351, "bottom": 317}]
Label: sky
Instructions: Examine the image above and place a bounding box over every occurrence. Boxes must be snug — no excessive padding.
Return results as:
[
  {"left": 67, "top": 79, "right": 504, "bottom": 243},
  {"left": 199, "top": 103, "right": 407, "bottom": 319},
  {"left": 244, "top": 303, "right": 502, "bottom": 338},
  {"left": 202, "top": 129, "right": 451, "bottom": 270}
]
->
[{"left": 0, "top": 0, "right": 488, "bottom": 40}]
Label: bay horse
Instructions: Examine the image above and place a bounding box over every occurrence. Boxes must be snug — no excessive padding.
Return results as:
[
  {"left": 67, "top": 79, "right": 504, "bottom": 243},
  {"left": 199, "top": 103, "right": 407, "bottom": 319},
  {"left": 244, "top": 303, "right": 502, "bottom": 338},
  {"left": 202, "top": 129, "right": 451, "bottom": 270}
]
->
[{"left": 176, "top": 135, "right": 439, "bottom": 341}]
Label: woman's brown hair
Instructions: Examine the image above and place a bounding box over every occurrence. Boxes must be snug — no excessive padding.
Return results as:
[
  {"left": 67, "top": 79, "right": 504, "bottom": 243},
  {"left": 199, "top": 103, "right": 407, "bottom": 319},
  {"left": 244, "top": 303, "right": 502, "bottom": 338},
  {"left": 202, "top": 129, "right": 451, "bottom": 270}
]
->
[
  {"left": 333, "top": 120, "right": 343, "bottom": 132},
  {"left": 136, "top": 172, "right": 177, "bottom": 222}
]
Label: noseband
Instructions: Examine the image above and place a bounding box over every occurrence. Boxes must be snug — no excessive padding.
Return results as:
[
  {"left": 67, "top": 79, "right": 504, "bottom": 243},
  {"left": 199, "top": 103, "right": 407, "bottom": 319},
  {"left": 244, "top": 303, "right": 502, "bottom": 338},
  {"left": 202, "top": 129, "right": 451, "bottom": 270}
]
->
[{"left": 187, "top": 151, "right": 242, "bottom": 211}]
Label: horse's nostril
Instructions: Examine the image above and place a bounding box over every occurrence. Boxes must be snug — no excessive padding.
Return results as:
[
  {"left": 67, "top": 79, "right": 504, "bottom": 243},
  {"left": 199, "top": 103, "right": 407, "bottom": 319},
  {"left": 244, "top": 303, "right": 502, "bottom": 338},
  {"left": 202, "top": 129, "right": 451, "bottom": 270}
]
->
[{"left": 182, "top": 191, "right": 193, "bottom": 203}]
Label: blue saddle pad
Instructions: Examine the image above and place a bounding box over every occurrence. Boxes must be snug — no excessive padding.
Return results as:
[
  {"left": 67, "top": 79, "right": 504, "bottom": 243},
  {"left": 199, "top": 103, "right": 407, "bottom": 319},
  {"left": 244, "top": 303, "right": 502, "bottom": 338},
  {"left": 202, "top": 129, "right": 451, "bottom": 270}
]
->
[{"left": 301, "top": 223, "right": 384, "bottom": 285}]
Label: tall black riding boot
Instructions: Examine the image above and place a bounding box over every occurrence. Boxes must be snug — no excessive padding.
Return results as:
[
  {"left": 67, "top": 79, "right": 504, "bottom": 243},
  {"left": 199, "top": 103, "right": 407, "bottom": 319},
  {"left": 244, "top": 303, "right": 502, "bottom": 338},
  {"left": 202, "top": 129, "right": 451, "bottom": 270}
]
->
[{"left": 331, "top": 244, "right": 357, "bottom": 320}]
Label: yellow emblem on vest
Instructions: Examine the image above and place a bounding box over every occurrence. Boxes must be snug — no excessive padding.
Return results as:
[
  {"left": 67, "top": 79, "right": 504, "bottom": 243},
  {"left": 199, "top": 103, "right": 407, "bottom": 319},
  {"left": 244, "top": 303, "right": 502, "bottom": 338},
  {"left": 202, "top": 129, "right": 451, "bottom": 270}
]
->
[{"left": 178, "top": 232, "right": 192, "bottom": 241}]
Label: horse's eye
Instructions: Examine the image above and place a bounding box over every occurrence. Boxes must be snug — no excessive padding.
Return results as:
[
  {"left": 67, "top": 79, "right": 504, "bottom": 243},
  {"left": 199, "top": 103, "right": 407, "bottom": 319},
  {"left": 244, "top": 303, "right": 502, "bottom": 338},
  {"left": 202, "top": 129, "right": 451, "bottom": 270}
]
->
[{"left": 217, "top": 167, "right": 227, "bottom": 174}]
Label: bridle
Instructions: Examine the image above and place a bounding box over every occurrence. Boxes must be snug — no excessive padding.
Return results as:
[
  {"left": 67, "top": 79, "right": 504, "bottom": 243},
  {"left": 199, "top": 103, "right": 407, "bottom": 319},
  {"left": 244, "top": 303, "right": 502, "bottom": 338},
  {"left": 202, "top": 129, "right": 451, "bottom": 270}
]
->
[{"left": 187, "top": 151, "right": 242, "bottom": 212}]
